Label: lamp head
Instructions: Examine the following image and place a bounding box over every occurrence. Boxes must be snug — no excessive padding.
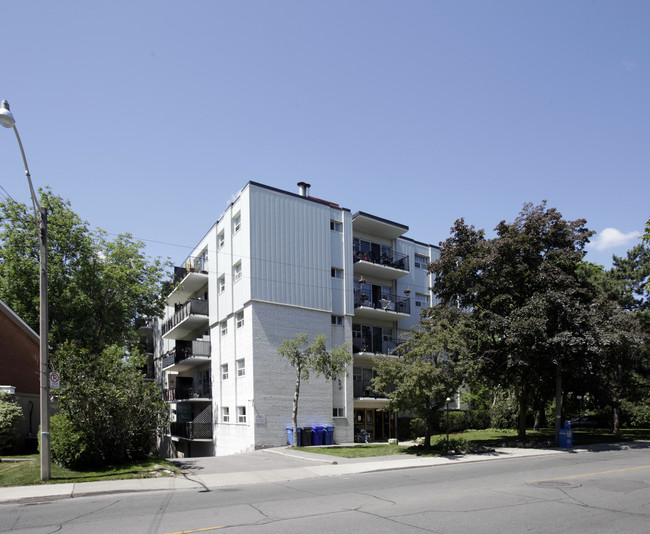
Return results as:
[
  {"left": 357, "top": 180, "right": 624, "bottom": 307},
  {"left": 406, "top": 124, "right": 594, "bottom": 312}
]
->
[{"left": 0, "top": 100, "right": 16, "bottom": 128}]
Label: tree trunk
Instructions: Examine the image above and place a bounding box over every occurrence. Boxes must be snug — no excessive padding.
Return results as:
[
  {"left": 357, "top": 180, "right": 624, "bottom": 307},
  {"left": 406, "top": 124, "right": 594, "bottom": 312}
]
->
[
  {"left": 612, "top": 363, "right": 622, "bottom": 435},
  {"left": 292, "top": 365, "right": 301, "bottom": 447}
]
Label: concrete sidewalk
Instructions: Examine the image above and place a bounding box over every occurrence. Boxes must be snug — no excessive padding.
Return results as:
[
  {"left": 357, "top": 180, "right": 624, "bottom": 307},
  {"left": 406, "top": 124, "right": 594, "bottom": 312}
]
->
[{"left": 2, "top": 442, "right": 646, "bottom": 505}]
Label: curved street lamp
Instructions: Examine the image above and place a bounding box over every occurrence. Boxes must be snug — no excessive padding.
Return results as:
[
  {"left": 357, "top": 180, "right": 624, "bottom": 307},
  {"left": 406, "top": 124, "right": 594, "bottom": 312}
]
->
[{"left": 0, "top": 99, "right": 50, "bottom": 481}]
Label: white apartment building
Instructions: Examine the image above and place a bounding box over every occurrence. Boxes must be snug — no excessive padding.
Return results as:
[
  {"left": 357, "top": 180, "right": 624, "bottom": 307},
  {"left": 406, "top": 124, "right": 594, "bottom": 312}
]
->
[{"left": 156, "top": 182, "right": 439, "bottom": 457}]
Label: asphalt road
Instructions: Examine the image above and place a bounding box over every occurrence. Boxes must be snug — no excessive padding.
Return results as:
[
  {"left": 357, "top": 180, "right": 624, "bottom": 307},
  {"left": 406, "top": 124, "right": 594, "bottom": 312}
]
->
[{"left": 2, "top": 447, "right": 649, "bottom": 533}]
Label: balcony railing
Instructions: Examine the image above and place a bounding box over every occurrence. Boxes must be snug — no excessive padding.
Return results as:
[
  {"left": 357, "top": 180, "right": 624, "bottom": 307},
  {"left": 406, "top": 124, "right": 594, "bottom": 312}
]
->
[
  {"left": 164, "top": 387, "right": 212, "bottom": 401},
  {"left": 353, "top": 336, "right": 403, "bottom": 355},
  {"left": 354, "top": 380, "right": 385, "bottom": 398},
  {"left": 354, "top": 289, "right": 411, "bottom": 315},
  {"left": 162, "top": 298, "right": 209, "bottom": 337},
  {"left": 354, "top": 248, "right": 409, "bottom": 272},
  {"left": 169, "top": 421, "right": 213, "bottom": 440},
  {"left": 162, "top": 339, "right": 211, "bottom": 369}
]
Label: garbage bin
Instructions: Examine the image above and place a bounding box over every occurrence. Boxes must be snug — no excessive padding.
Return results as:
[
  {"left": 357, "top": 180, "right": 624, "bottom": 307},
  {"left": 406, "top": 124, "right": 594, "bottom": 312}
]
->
[
  {"left": 313, "top": 425, "right": 324, "bottom": 446},
  {"left": 286, "top": 426, "right": 302, "bottom": 446},
  {"left": 559, "top": 422, "right": 573, "bottom": 448},
  {"left": 325, "top": 425, "right": 335, "bottom": 445},
  {"left": 302, "top": 426, "right": 312, "bottom": 446}
]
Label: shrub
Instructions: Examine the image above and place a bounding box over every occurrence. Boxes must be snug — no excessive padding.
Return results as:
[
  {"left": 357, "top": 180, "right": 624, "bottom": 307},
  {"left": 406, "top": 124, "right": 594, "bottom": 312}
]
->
[
  {"left": 50, "top": 413, "right": 98, "bottom": 470},
  {"left": 0, "top": 393, "right": 23, "bottom": 454},
  {"left": 409, "top": 418, "right": 426, "bottom": 440}
]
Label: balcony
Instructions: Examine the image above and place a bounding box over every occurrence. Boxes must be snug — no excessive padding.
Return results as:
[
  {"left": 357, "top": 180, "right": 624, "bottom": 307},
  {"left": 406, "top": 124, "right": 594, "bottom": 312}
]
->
[
  {"left": 169, "top": 421, "right": 213, "bottom": 441},
  {"left": 353, "top": 335, "right": 403, "bottom": 356},
  {"left": 162, "top": 339, "right": 211, "bottom": 371},
  {"left": 162, "top": 299, "right": 209, "bottom": 340},
  {"left": 353, "top": 248, "right": 409, "bottom": 279},
  {"left": 166, "top": 264, "right": 209, "bottom": 306},
  {"left": 354, "top": 289, "right": 410, "bottom": 320},
  {"left": 164, "top": 386, "right": 212, "bottom": 402}
]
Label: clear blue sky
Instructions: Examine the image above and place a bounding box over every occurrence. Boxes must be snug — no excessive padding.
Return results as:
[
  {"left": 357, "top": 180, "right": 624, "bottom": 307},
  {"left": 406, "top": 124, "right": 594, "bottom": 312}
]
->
[{"left": 1, "top": 1, "right": 648, "bottom": 269}]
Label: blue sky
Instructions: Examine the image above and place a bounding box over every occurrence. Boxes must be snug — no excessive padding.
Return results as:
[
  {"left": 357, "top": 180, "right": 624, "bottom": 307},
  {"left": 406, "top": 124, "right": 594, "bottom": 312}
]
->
[{"left": 1, "top": 1, "right": 648, "bottom": 269}]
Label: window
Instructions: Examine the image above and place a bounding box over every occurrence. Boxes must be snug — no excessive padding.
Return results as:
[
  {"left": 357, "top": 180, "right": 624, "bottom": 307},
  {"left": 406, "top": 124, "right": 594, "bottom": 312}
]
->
[
  {"left": 414, "top": 254, "right": 428, "bottom": 269},
  {"left": 233, "top": 262, "right": 242, "bottom": 282},
  {"left": 221, "top": 363, "right": 229, "bottom": 380},
  {"left": 415, "top": 294, "right": 430, "bottom": 308},
  {"left": 221, "top": 320, "right": 228, "bottom": 336},
  {"left": 331, "top": 268, "right": 343, "bottom": 279},
  {"left": 237, "top": 358, "right": 245, "bottom": 376},
  {"left": 331, "top": 315, "right": 343, "bottom": 326},
  {"left": 218, "top": 275, "right": 226, "bottom": 293},
  {"left": 218, "top": 230, "right": 225, "bottom": 249},
  {"left": 233, "top": 213, "right": 241, "bottom": 234},
  {"left": 333, "top": 407, "right": 345, "bottom": 418},
  {"left": 222, "top": 406, "right": 230, "bottom": 422},
  {"left": 330, "top": 220, "right": 342, "bottom": 232},
  {"left": 237, "top": 406, "right": 247, "bottom": 423},
  {"left": 236, "top": 310, "right": 244, "bottom": 328}
]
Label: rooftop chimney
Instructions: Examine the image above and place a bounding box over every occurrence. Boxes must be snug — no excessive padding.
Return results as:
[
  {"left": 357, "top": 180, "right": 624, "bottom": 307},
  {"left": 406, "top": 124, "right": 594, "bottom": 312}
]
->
[{"left": 297, "top": 182, "right": 311, "bottom": 197}]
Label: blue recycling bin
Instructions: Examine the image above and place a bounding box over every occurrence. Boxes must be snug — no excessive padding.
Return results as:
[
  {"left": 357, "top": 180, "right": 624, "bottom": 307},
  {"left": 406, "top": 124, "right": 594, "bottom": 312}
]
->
[
  {"left": 559, "top": 422, "right": 573, "bottom": 448},
  {"left": 325, "top": 425, "right": 335, "bottom": 445},
  {"left": 286, "top": 426, "right": 302, "bottom": 446},
  {"left": 313, "top": 425, "right": 325, "bottom": 445}
]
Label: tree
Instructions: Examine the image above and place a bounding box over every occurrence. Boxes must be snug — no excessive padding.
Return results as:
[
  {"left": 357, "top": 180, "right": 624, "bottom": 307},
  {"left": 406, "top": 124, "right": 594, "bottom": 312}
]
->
[
  {"left": 372, "top": 305, "right": 471, "bottom": 447},
  {"left": 50, "top": 343, "right": 168, "bottom": 469},
  {"left": 277, "top": 333, "right": 351, "bottom": 447},
  {"left": 0, "top": 189, "right": 168, "bottom": 353},
  {"left": 0, "top": 393, "right": 23, "bottom": 454},
  {"left": 430, "top": 202, "right": 596, "bottom": 441},
  {"left": 0, "top": 189, "right": 169, "bottom": 465}
]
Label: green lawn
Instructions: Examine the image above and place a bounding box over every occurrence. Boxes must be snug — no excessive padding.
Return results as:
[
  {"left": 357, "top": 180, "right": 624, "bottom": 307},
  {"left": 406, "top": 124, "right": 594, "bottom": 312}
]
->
[
  {"left": 0, "top": 455, "right": 180, "bottom": 487},
  {"left": 297, "top": 428, "right": 650, "bottom": 458}
]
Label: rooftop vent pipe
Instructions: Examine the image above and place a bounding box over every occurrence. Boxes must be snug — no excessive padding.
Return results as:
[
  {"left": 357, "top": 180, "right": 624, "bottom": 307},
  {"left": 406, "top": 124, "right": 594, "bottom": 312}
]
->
[{"left": 297, "top": 181, "right": 311, "bottom": 197}]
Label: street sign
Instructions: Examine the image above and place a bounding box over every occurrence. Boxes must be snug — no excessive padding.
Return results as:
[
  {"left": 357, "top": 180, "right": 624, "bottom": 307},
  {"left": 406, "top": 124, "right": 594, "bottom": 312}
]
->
[{"left": 49, "top": 372, "right": 60, "bottom": 390}]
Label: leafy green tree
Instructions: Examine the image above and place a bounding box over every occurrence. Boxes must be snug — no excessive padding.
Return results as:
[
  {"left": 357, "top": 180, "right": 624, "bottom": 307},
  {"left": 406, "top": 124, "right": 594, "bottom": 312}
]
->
[
  {"left": 372, "top": 305, "right": 471, "bottom": 447},
  {"left": 0, "top": 189, "right": 169, "bottom": 466},
  {"left": 431, "top": 203, "right": 597, "bottom": 441},
  {"left": 0, "top": 393, "right": 23, "bottom": 454},
  {"left": 277, "top": 333, "right": 351, "bottom": 447},
  {"left": 0, "top": 189, "right": 168, "bottom": 353},
  {"left": 50, "top": 343, "right": 167, "bottom": 469}
]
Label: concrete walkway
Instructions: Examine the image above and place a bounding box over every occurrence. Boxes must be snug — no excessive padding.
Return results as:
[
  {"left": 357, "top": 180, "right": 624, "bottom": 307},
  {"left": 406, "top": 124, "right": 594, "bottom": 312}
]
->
[{"left": 2, "top": 441, "right": 647, "bottom": 505}]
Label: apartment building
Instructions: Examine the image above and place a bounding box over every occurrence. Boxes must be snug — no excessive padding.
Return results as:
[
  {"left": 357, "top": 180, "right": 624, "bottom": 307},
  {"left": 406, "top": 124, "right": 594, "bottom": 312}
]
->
[{"left": 156, "top": 182, "right": 439, "bottom": 457}]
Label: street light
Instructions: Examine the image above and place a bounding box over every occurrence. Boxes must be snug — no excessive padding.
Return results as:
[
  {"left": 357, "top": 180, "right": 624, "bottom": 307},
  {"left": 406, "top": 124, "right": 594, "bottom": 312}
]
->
[{"left": 0, "top": 99, "right": 50, "bottom": 481}]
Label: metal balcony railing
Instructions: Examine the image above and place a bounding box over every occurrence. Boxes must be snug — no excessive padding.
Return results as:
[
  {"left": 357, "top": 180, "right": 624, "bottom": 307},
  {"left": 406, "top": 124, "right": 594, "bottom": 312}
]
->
[
  {"left": 164, "top": 387, "right": 212, "bottom": 401},
  {"left": 169, "top": 421, "right": 213, "bottom": 440},
  {"left": 353, "top": 248, "right": 409, "bottom": 272},
  {"left": 352, "top": 336, "right": 403, "bottom": 355},
  {"left": 162, "top": 339, "right": 211, "bottom": 369},
  {"left": 162, "top": 298, "right": 209, "bottom": 336},
  {"left": 354, "top": 289, "right": 411, "bottom": 315}
]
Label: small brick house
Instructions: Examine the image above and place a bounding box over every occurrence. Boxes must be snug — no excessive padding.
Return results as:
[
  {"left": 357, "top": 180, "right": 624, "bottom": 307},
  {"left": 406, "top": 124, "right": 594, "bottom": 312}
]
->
[{"left": 0, "top": 298, "right": 40, "bottom": 453}]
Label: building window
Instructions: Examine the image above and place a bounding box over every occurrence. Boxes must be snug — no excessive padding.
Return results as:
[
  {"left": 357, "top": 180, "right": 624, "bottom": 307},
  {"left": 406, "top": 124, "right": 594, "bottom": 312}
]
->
[
  {"left": 333, "top": 407, "right": 345, "bottom": 418},
  {"left": 330, "top": 220, "right": 342, "bottom": 232},
  {"left": 218, "top": 275, "right": 226, "bottom": 293},
  {"left": 221, "top": 320, "right": 228, "bottom": 336},
  {"left": 414, "top": 254, "right": 428, "bottom": 269},
  {"left": 233, "top": 213, "right": 241, "bottom": 234},
  {"left": 331, "top": 268, "right": 343, "bottom": 279},
  {"left": 222, "top": 406, "right": 230, "bottom": 422},
  {"left": 233, "top": 262, "right": 242, "bottom": 282},
  {"left": 237, "top": 406, "right": 247, "bottom": 423},
  {"left": 236, "top": 310, "right": 244, "bottom": 328},
  {"left": 237, "top": 358, "right": 245, "bottom": 376},
  {"left": 331, "top": 315, "right": 343, "bottom": 326},
  {"left": 415, "top": 294, "right": 430, "bottom": 308},
  {"left": 221, "top": 363, "right": 229, "bottom": 380},
  {"left": 218, "top": 230, "right": 225, "bottom": 249}
]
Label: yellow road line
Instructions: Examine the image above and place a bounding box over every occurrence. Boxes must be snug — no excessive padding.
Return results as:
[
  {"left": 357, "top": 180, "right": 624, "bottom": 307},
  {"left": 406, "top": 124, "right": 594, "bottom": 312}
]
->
[
  {"left": 540, "top": 464, "right": 650, "bottom": 482},
  {"left": 163, "top": 527, "right": 224, "bottom": 534}
]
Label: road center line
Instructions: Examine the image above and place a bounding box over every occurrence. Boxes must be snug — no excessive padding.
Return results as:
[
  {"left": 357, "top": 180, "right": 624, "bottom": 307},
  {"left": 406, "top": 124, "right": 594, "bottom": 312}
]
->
[{"left": 539, "top": 464, "right": 650, "bottom": 482}]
